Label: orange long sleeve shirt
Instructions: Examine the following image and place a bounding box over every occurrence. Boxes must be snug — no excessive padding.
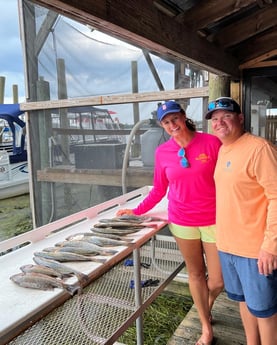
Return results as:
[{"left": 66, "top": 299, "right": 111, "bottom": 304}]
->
[{"left": 214, "top": 133, "right": 277, "bottom": 258}]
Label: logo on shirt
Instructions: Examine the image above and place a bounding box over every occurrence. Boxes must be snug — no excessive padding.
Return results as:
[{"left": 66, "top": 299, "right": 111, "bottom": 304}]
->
[
  {"left": 224, "top": 160, "right": 232, "bottom": 171},
  {"left": 196, "top": 153, "right": 210, "bottom": 163}
]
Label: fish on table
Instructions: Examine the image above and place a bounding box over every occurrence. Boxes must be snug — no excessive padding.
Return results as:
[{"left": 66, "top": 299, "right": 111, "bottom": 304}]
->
[
  {"left": 84, "top": 236, "right": 133, "bottom": 247},
  {"left": 55, "top": 240, "right": 118, "bottom": 256},
  {"left": 10, "top": 272, "right": 80, "bottom": 295},
  {"left": 33, "top": 256, "right": 89, "bottom": 284},
  {"left": 89, "top": 230, "right": 134, "bottom": 242},
  {"left": 66, "top": 232, "right": 95, "bottom": 241},
  {"left": 100, "top": 215, "right": 166, "bottom": 223},
  {"left": 33, "top": 251, "right": 107, "bottom": 263},
  {"left": 99, "top": 217, "right": 145, "bottom": 224},
  {"left": 91, "top": 227, "right": 141, "bottom": 236},
  {"left": 93, "top": 221, "right": 145, "bottom": 229},
  {"left": 20, "top": 264, "right": 71, "bottom": 279}
]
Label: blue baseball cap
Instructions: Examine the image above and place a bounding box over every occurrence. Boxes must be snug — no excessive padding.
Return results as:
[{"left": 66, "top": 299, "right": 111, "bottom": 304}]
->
[
  {"left": 205, "top": 97, "right": 241, "bottom": 119},
  {"left": 157, "top": 101, "right": 182, "bottom": 121}
]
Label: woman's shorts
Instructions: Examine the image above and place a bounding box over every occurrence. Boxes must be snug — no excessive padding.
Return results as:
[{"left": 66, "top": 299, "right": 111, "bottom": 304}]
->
[
  {"left": 219, "top": 251, "right": 277, "bottom": 318},
  {"left": 168, "top": 223, "right": 216, "bottom": 243}
]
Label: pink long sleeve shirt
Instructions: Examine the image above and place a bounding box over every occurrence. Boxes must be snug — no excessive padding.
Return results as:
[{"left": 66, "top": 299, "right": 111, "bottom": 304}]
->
[{"left": 133, "top": 132, "right": 221, "bottom": 226}]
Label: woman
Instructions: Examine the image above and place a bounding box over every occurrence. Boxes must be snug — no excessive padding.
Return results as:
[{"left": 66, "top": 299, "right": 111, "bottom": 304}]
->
[{"left": 117, "top": 100, "right": 223, "bottom": 345}]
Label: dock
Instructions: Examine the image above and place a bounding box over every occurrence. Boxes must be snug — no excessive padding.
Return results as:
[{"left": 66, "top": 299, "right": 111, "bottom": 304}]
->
[{"left": 167, "top": 290, "right": 246, "bottom": 345}]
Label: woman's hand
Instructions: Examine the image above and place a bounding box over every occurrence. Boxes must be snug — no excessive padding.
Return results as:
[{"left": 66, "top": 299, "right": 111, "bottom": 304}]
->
[{"left": 116, "top": 209, "right": 134, "bottom": 216}]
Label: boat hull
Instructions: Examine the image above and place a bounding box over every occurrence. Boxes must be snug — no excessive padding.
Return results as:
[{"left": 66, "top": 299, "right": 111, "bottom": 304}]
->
[{"left": 0, "top": 162, "right": 29, "bottom": 199}]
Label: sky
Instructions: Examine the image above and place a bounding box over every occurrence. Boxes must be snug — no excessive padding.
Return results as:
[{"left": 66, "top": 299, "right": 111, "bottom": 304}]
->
[
  {"left": 0, "top": 0, "right": 202, "bottom": 123},
  {"left": 0, "top": 0, "right": 25, "bottom": 103}
]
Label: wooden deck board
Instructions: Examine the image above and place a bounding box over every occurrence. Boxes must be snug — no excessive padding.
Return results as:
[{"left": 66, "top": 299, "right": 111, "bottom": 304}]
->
[{"left": 167, "top": 292, "right": 246, "bottom": 345}]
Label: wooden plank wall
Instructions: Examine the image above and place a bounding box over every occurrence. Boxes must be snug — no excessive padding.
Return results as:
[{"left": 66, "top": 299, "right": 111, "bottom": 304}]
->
[{"left": 266, "top": 115, "right": 277, "bottom": 144}]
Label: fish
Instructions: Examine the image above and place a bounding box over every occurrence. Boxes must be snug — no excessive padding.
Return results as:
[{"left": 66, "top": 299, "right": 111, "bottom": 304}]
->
[
  {"left": 10, "top": 272, "right": 80, "bottom": 295},
  {"left": 111, "top": 215, "right": 145, "bottom": 222},
  {"left": 66, "top": 232, "right": 95, "bottom": 241},
  {"left": 42, "top": 246, "right": 98, "bottom": 256},
  {"left": 55, "top": 240, "right": 118, "bottom": 256},
  {"left": 91, "top": 226, "right": 141, "bottom": 235},
  {"left": 93, "top": 222, "right": 145, "bottom": 229},
  {"left": 101, "top": 215, "right": 165, "bottom": 223},
  {"left": 99, "top": 217, "right": 143, "bottom": 224},
  {"left": 54, "top": 246, "right": 100, "bottom": 256},
  {"left": 33, "top": 256, "right": 89, "bottom": 284},
  {"left": 34, "top": 251, "right": 107, "bottom": 263},
  {"left": 42, "top": 247, "right": 60, "bottom": 252},
  {"left": 89, "top": 230, "right": 134, "bottom": 242},
  {"left": 20, "top": 264, "right": 71, "bottom": 279},
  {"left": 85, "top": 236, "right": 132, "bottom": 247}
]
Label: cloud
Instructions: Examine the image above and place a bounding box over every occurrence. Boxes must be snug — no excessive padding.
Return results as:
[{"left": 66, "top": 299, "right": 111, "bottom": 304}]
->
[
  {"left": 38, "top": 18, "right": 174, "bottom": 99},
  {"left": 0, "top": 0, "right": 25, "bottom": 102},
  {"left": 0, "top": 1, "right": 201, "bottom": 122}
]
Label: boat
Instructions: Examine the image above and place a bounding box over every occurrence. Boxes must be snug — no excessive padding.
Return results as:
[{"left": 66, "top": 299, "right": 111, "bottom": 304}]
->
[{"left": 0, "top": 104, "right": 29, "bottom": 199}]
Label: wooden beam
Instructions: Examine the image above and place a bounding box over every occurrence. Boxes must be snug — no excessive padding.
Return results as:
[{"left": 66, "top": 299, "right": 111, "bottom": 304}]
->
[
  {"left": 30, "top": 0, "right": 239, "bottom": 77},
  {"left": 35, "top": 11, "right": 59, "bottom": 55},
  {"left": 52, "top": 128, "right": 147, "bottom": 136},
  {"left": 20, "top": 87, "right": 209, "bottom": 111},
  {"left": 241, "top": 60, "right": 277, "bottom": 68},
  {"left": 239, "top": 49, "right": 277, "bottom": 69},
  {"left": 37, "top": 167, "right": 154, "bottom": 187},
  {"left": 210, "top": 3, "right": 277, "bottom": 48},
  {"left": 143, "top": 50, "right": 165, "bottom": 91},
  {"left": 178, "top": 0, "right": 257, "bottom": 30},
  {"left": 234, "top": 28, "right": 277, "bottom": 64}
]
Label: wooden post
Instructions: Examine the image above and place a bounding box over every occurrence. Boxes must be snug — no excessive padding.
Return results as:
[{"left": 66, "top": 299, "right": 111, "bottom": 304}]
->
[
  {"left": 56, "top": 58, "right": 70, "bottom": 164},
  {"left": 231, "top": 81, "right": 241, "bottom": 106},
  {"left": 208, "top": 73, "right": 230, "bottom": 101},
  {"left": 207, "top": 73, "right": 231, "bottom": 133},
  {"left": 12, "top": 85, "right": 19, "bottom": 104},
  {"left": 36, "top": 76, "right": 53, "bottom": 224},
  {"left": 175, "top": 62, "right": 190, "bottom": 110},
  {"left": 21, "top": 0, "right": 40, "bottom": 228},
  {"left": 131, "top": 60, "right": 140, "bottom": 157},
  {"left": 0, "top": 76, "right": 5, "bottom": 143},
  {"left": 0, "top": 76, "right": 5, "bottom": 104},
  {"left": 56, "top": 58, "right": 73, "bottom": 212}
]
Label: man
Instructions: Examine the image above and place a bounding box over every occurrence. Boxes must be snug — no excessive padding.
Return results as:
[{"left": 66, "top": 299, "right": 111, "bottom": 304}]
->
[{"left": 206, "top": 97, "right": 277, "bottom": 345}]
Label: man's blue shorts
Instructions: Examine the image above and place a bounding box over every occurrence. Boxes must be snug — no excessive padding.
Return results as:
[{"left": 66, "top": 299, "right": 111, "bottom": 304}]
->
[{"left": 219, "top": 251, "right": 277, "bottom": 318}]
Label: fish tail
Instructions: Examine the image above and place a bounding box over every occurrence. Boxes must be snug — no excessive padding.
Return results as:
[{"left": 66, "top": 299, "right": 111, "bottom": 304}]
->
[
  {"left": 91, "top": 257, "right": 107, "bottom": 263},
  {"left": 65, "top": 282, "right": 82, "bottom": 296},
  {"left": 76, "top": 272, "right": 89, "bottom": 285}
]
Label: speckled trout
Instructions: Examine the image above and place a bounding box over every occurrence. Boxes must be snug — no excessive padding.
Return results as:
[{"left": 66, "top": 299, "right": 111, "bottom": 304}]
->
[
  {"left": 55, "top": 240, "right": 118, "bottom": 256},
  {"left": 84, "top": 236, "right": 132, "bottom": 247},
  {"left": 34, "top": 251, "right": 107, "bottom": 263},
  {"left": 10, "top": 272, "right": 80, "bottom": 295},
  {"left": 20, "top": 264, "right": 70, "bottom": 279},
  {"left": 33, "top": 256, "right": 89, "bottom": 284}
]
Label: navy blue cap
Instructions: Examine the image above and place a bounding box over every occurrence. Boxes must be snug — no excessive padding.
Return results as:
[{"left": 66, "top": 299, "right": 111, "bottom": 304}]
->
[
  {"left": 205, "top": 97, "right": 241, "bottom": 119},
  {"left": 157, "top": 101, "right": 182, "bottom": 121}
]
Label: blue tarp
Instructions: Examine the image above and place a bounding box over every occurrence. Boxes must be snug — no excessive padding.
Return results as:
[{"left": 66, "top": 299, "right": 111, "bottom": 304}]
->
[{"left": 0, "top": 104, "right": 27, "bottom": 162}]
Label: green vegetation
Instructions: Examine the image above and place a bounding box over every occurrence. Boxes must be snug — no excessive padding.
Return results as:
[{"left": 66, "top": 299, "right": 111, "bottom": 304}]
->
[
  {"left": 119, "top": 291, "right": 192, "bottom": 345},
  {"left": 0, "top": 194, "right": 32, "bottom": 241}
]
